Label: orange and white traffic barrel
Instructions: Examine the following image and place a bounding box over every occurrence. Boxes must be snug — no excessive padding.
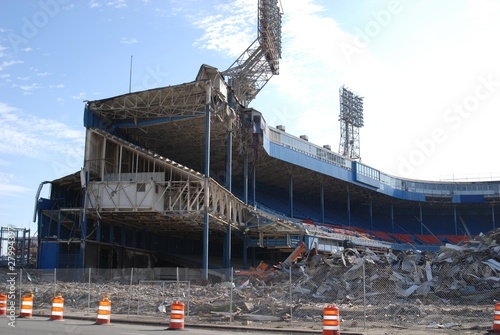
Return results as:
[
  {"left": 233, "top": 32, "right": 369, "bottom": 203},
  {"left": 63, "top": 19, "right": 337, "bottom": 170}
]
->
[
  {"left": 19, "top": 292, "right": 34, "bottom": 318},
  {"left": 493, "top": 302, "right": 500, "bottom": 334},
  {"left": 323, "top": 304, "right": 340, "bottom": 335},
  {"left": 95, "top": 293, "right": 111, "bottom": 325},
  {"left": 49, "top": 292, "right": 64, "bottom": 321},
  {"left": 0, "top": 293, "right": 7, "bottom": 316},
  {"left": 168, "top": 300, "right": 185, "bottom": 330}
]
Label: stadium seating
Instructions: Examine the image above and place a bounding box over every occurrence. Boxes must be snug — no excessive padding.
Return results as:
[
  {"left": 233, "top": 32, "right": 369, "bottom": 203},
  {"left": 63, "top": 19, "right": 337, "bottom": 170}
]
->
[
  {"left": 370, "top": 231, "right": 395, "bottom": 242},
  {"left": 388, "top": 233, "right": 414, "bottom": 244},
  {"left": 232, "top": 183, "right": 481, "bottom": 248},
  {"left": 414, "top": 234, "right": 442, "bottom": 245}
]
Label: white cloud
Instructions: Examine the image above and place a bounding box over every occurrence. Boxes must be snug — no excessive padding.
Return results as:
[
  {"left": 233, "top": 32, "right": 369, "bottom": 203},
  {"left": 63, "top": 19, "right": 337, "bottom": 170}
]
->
[
  {"left": 19, "top": 83, "right": 40, "bottom": 91},
  {"left": 71, "top": 92, "right": 87, "bottom": 100},
  {"left": 121, "top": 37, "right": 138, "bottom": 44},
  {"left": 466, "top": 0, "right": 500, "bottom": 23},
  {"left": 0, "top": 172, "right": 31, "bottom": 197},
  {"left": 0, "top": 60, "right": 23, "bottom": 71},
  {"left": 107, "top": 0, "right": 127, "bottom": 8},
  {"left": 190, "top": 0, "right": 257, "bottom": 58},
  {"left": 89, "top": 0, "right": 102, "bottom": 8},
  {"left": 153, "top": 7, "right": 168, "bottom": 17},
  {"left": 89, "top": 0, "right": 126, "bottom": 9},
  {"left": 0, "top": 182, "right": 31, "bottom": 197},
  {"left": 0, "top": 45, "right": 7, "bottom": 58},
  {"left": 0, "top": 102, "right": 84, "bottom": 159}
]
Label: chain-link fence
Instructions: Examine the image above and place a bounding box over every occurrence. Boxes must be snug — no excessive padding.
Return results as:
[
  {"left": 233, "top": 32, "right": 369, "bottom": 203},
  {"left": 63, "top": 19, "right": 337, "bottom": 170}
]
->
[{"left": 1, "top": 253, "right": 498, "bottom": 331}]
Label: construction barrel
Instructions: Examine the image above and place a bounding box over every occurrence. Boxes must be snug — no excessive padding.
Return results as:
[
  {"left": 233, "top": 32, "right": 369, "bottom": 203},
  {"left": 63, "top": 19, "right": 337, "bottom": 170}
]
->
[
  {"left": 0, "top": 293, "right": 6, "bottom": 316},
  {"left": 493, "top": 302, "right": 500, "bottom": 334},
  {"left": 95, "top": 293, "right": 111, "bottom": 325},
  {"left": 49, "top": 292, "right": 64, "bottom": 321},
  {"left": 19, "top": 292, "right": 34, "bottom": 318},
  {"left": 323, "top": 303, "right": 340, "bottom": 335},
  {"left": 168, "top": 300, "right": 185, "bottom": 330}
]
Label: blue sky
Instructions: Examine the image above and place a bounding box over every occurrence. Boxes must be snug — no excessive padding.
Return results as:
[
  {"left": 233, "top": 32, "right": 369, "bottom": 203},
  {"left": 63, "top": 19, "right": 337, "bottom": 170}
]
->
[{"left": 1, "top": 0, "right": 500, "bottom": 233}]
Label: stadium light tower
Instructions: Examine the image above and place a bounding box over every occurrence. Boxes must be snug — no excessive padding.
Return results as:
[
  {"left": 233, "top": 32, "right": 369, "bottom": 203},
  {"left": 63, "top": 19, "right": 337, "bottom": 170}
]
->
[
  {"left": 338, "top": 86, "right": 364, "bottom": 160},
  {"left": 222, "top": 0, "right": 283, "bottom": 106}
]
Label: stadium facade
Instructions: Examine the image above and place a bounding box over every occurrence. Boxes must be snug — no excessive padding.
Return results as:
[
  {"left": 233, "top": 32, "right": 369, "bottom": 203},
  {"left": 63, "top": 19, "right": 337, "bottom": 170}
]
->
[{"left": 34, "top": 63, "right": 500, "bottom": 271}]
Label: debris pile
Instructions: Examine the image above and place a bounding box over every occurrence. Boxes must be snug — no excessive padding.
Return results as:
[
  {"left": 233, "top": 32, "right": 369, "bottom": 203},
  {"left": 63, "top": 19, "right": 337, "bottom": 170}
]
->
[
  {"left": 228, "top": 228, "right": 500, "bottom": 326},
  {"left": 1, "top": 228, "right": 498, "bottom": 329}
]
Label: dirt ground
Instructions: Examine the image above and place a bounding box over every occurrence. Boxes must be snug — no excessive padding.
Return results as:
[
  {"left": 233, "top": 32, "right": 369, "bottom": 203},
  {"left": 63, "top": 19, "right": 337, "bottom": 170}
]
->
[
  {"left": 194, "top": 303, "right": 497, "bottom": 335},
  {"left": 222, "top": 319, "right": 493, "bottom": 335},
  {"left": 182, "top": 308, "right": 495, "bottom": 335}
]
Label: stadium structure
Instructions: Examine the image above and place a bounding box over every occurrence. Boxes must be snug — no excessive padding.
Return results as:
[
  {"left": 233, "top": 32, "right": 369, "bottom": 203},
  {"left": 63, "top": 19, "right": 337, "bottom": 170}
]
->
[{"left": 34, "top": 0, "right": 499, "bottom": 276}]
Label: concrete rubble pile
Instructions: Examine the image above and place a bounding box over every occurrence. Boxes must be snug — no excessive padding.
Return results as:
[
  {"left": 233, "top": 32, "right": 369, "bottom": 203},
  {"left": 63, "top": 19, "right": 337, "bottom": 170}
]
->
[
  {"left": 233, "top": 228, "right": 499, "bottom": 301},
  {"left": 224, "top": 228, "right": 500, "bottom": 325}
]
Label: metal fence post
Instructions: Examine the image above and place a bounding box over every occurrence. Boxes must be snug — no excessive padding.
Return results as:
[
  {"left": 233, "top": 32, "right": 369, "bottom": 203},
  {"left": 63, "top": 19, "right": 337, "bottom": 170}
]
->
[
  {"left": 363, "top": 260, "right": 366, "bottom": 330},
  {"left": 187, "top": 280, "right": 191, "bottom": 317},
  {"left": 19, "top": 268, "right": 23, "bottom": 309},
  {"left": 289, "top": 267, "right": 293, "bottom": 323},
  {"left": 229, "top": 267, "right": 233, "bottom": 323},
  {"left": 136, "top": 279, "right": 140, "bottom": 316},
  {"left": 88, "top": 267, "right": 91, "bottom": 313},
  {"left": 53, "top": 268, "right": 57, "bottom": 297},
  {"left": 127, "top": 267, "right": 133, "bottom": 317},
  {"left": 176, "top": 267, "right": 180, "bottom": 300}
]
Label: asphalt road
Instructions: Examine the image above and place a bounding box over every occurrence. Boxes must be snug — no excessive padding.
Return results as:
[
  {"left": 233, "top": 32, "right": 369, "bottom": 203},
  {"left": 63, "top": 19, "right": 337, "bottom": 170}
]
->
[{"left": 0, "top": 316, "right": 300, "bottom": 335}]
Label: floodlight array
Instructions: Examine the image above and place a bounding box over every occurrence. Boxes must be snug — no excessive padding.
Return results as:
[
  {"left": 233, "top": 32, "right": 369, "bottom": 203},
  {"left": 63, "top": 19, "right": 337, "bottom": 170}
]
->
[
  {"left": 338, "top": 86, "right": 364, "bottom": 160},
  {"left": 258, "top": 0, "right": 282, "bottom": 75},
  {"left": 339, "top": 86, "right": 364, "bottom": 128},
  {"left": 223, "top": 0, "right": 282, "bottom": 106}
]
